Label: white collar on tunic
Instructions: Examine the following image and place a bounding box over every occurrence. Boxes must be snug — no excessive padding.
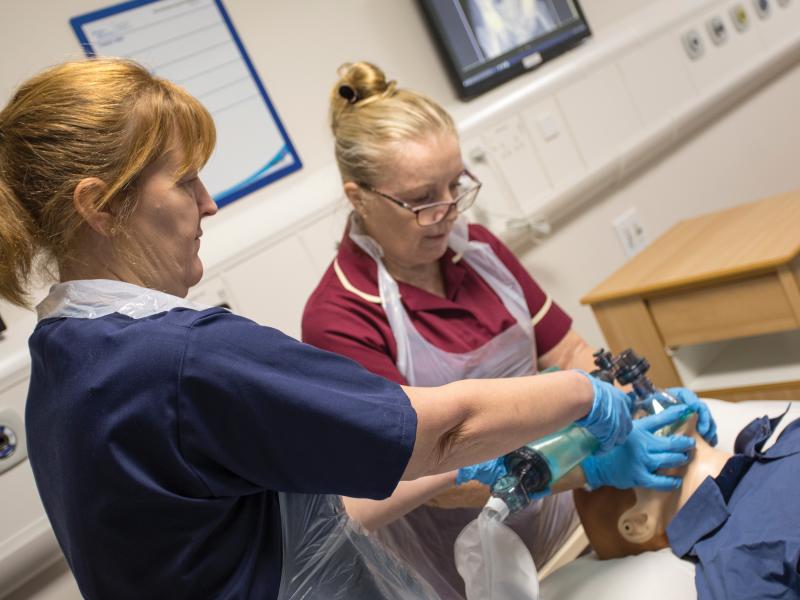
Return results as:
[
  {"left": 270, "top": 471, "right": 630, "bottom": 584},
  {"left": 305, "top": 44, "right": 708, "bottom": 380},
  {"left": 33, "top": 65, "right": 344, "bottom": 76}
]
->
[{"left": 36, "top": 279, "right": 204, "bottom": 321}]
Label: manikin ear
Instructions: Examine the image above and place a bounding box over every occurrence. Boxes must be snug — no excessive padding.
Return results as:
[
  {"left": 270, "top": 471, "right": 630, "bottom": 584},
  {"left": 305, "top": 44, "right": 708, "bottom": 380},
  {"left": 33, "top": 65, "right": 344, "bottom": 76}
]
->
[
  {"left": 617, "top": 493, "right": 661, "bottom": 544},
  {"left": 343, "top": 181, "right": 367, "bottom": 219},
  {"left": 73, "top": 178, "right": 114, "bottom": 236}
]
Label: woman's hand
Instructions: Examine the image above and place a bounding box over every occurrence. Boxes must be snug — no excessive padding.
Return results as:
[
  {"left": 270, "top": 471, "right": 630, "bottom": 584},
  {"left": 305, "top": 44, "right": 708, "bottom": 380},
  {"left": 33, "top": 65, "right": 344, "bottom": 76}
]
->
[
  {"left": 574, "top": 372, "right": 633, "bottom": 454},
  {"left": 667, "top": 387, "right": 718, "bottom": 446},
  {"left": 456, "top": 457, "right": 507, "bottom": 486},
  {"left": 581, "top": 404, "right": 696, "bottom": 491}
]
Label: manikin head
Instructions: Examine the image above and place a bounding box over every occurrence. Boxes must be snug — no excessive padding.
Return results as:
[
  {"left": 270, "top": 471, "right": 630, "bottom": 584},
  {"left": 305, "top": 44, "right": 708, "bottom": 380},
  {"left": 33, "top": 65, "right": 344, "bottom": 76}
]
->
[{"left": 574, "top": 414, "right": 732, "bottom": 558}]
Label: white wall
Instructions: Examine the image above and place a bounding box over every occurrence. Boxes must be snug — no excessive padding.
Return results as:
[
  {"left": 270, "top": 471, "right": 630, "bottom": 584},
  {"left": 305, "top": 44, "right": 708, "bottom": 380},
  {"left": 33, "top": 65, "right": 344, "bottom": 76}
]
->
[
  {"left": 0, "top": 0, "right": 664, "bottom": 313},
  {"left": 1, "top": 0, "right": 799, "bottom": 596}
]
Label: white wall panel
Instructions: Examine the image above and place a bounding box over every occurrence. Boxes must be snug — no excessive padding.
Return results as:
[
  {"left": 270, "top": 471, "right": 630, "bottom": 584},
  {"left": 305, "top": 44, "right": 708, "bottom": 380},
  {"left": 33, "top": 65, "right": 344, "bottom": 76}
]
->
[
  {"left": 483, "top": 116, "right": 553, "bottom": 215},
  {"left": 220, "top": 237, "right": 320, "bottom": 340},
  {"left": 0, "top": 377, "right": 65, "bottom": 598},
  {"left": 296, "top": 205, "right": 350, "bottom": 274},
  {"left": 521, "top": 96, "right": 587, "bottom": 189},
  {"left": 618, "top": 33, "right": 696, "bottom": 125},
  {"left": 0, "top": 464, "right": 49, "bottom": 567},
  {"left": 462, "top": 136, "right": 522, "bottom": 225},
  {"left": 4, "top": 559, "right": 81, "bottom": 600},
  {"left": 556, "top": 64, "right": 643, "bottom": 168},
  {"left": 187, "top": 276, "right": 237, "bottom": 311}
]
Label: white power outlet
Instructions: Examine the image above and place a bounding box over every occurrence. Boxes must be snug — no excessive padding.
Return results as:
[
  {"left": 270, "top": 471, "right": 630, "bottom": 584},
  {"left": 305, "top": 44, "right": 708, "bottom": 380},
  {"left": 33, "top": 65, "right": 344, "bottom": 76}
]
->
[{"left": 613, "top": 208, "right": 649, "bottom": 257}]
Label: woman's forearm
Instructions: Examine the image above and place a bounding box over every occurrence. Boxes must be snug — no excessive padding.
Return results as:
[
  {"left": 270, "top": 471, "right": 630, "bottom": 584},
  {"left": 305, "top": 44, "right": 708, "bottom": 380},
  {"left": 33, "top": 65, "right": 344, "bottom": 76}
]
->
[
  {"left": 401, "top": 370, "right": 593, "bottom": 480},
  {"left": 551, "top": 464, "right": 588, "bottom": 493},
  {"left": 538, "top": 329, "right": 597, "bottom": 373},
  {"left": 343, "top": 471, "right": 456, "bottom": 531}
]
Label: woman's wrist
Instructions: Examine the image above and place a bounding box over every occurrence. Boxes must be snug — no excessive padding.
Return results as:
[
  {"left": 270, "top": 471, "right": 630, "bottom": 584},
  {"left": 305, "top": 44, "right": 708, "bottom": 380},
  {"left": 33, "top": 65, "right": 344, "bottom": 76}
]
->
[
  {"left": 446, "top": 469, "right": 458, "bottom": 486},
  {"left": 570, "top": 369, "right": 596, "bottom": 419}
]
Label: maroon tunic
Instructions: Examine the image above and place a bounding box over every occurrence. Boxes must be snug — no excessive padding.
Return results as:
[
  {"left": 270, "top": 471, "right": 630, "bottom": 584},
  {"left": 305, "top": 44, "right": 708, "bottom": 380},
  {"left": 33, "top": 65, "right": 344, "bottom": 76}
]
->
[{"left": 302, "top": 223, "right": 572, "bottom": 383}]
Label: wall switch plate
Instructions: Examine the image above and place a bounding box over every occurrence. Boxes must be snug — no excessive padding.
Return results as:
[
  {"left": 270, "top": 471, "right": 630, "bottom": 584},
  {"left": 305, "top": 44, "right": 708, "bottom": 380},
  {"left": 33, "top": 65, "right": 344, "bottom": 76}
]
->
[
  {"left": 536, "top": 112, "right": 560, "bottom": 141},
  {"left": 613, "top": 208, "right": 649, "bottom": 257}
]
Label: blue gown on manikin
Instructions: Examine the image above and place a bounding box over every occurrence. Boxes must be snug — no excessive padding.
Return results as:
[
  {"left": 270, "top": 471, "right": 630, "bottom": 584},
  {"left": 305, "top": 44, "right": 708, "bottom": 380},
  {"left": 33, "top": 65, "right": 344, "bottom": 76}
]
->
[{"left": 668, "top": 410, "right": 800, "bottom": 599}]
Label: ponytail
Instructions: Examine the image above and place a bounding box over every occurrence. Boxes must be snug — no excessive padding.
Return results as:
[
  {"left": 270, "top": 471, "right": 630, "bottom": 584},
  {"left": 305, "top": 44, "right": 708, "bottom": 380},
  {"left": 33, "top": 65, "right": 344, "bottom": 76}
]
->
[{"left": 0, "top": 173, "right": 36, "bottom": 306}]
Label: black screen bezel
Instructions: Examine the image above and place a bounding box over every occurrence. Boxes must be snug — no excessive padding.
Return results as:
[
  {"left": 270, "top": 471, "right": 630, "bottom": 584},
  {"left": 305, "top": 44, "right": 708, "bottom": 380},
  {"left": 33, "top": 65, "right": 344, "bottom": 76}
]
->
[{"left": 418, "top": 0, "right": 592, "bottom": 100}]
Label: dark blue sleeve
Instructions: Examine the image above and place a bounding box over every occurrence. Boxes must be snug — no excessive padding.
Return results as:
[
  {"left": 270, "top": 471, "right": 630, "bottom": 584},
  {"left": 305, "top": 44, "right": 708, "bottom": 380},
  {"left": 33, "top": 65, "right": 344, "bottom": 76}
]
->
[{"left": 177, "top": 310, "right": 417, "bottom": 500}]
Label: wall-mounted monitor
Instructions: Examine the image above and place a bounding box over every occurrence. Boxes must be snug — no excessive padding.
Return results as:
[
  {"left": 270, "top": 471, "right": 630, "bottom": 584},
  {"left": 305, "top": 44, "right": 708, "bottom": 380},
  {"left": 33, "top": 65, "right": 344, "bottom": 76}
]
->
[{"left": 419, "top": 0, "right": 591, "bottom": 99}]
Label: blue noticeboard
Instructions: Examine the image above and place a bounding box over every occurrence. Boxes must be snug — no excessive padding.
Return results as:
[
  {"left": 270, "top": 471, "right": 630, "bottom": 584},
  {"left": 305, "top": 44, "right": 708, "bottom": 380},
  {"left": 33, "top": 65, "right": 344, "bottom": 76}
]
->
[{"left": 71, "top": 0, "right": 302, "bottom": 208}]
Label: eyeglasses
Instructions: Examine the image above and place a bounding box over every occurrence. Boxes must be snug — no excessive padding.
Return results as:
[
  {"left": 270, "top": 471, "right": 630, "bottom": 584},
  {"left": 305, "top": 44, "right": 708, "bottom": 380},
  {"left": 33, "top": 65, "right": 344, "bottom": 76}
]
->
[{"left": 362, "top": 170, "right": 482, "bottom": 226}]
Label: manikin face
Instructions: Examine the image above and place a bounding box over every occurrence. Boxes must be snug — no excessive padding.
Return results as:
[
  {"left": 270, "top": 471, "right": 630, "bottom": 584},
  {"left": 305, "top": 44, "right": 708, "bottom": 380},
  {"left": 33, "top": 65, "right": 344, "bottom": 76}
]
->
[
  {"left": 357, "top": 132, "right": 465, "bottom": 270},
  {"left": 124, "top": 148, "right": 218, "bottom": 297},
  {"left": 574, "top": 415, "right": 729, "bottom": 559}
]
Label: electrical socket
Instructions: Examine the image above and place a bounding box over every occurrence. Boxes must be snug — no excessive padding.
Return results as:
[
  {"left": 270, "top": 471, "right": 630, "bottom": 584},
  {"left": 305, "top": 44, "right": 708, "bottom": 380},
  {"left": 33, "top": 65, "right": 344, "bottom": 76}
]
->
[{"left": 613, "top": 208, "right": 649, "bottom": 258}]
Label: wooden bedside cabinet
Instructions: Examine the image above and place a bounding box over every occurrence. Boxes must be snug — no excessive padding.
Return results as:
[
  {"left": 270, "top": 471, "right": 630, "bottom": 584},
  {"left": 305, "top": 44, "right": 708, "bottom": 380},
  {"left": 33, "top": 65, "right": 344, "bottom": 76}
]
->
[{"left": 581, "top": 190, "right": 800, "bottom": 401}]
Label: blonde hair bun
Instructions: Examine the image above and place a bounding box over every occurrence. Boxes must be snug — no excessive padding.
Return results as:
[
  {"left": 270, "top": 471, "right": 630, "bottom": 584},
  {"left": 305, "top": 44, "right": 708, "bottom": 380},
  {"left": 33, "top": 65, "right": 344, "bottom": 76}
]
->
[
  {"left": 330, "top": 62, "right": 399, "bottom": 127},
  {"left": 336, "top": 62, "right": 396, "bottom": 102},
  {"left": 328, "top": 60, "right": 455, "bottom": 187}
]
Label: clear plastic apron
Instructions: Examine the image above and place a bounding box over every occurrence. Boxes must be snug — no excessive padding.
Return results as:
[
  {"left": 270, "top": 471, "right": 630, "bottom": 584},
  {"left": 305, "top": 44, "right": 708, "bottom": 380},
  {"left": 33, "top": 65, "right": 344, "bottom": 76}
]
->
[
  {"left": 349, "top": 218, "right": 578, "bottom": 598},
  {"left": 349, "top": 216, "right": 537, "bottom": 387},
  {"left": 37, "top": 279, "right": 441, "bottom": 600},
  {"left": 277, "top": 492, "right": 439, "bottom": 599}
]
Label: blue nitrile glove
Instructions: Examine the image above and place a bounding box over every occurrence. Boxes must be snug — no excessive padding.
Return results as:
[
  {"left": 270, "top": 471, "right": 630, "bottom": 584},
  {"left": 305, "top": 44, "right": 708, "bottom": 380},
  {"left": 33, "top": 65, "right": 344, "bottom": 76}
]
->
[
  {"left": 667, "top": 387, "right": 718, "bottom": 446},
  {"left": 527, "top": 485, "right": 552, "bottom": 501},
  {"left": 574, "top": 371, "right": 633, "bottom": 455},
  {"left": 456, "top": 457, "right": 508, "bottom": 486},
  {"left": 581, "top": 404, "right": 696, "bottom": 491}
]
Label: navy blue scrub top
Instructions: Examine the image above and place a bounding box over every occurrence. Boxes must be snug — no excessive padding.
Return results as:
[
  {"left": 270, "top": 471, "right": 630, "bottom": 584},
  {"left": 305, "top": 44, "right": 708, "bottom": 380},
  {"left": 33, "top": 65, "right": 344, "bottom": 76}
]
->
[
  {"left": 25, "top": 307, "right": 417, "bottom": 599},
  {"left": 668, "top": 413, "right": 800, "bottom": 599}
]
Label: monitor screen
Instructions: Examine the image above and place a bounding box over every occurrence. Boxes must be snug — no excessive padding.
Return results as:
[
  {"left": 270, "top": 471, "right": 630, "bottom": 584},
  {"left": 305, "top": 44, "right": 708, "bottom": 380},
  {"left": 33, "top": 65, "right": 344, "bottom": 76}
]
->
[{"left": 419, "top": 0, "right": 591, "bottom": 99}]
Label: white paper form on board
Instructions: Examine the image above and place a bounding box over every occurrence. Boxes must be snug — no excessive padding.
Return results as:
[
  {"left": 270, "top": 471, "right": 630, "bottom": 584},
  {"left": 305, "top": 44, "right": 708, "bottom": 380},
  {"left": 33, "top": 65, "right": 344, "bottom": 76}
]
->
[{"left": 71, "top": 0, "right": 301, "bottom": 207}]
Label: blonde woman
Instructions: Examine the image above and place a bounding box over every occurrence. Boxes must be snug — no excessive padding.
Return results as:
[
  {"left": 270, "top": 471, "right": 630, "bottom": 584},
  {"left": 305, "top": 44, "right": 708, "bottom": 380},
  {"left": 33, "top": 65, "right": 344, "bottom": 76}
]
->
[{"left": 302, "top": 61, "right": 714, "bottom": 599}]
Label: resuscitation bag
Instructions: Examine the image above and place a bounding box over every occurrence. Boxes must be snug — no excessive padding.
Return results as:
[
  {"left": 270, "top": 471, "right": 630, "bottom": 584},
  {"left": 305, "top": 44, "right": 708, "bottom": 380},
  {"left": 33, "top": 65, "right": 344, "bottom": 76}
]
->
[{"left": 454, "top": 500, "right": 540, "bottom": 600}]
